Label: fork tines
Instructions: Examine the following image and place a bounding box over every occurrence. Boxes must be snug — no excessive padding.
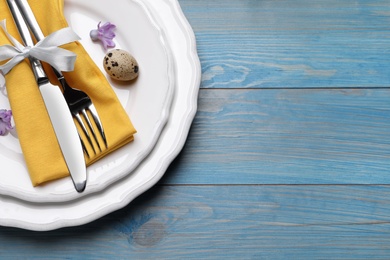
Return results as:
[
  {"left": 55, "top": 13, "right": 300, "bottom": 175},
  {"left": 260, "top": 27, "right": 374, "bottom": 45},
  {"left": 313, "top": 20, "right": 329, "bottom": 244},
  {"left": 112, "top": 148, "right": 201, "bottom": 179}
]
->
[
  {"left": 75, "top": 104, "right": 107, "bottom": 157},
  {"left": 59, "top": 76, "right": 107, "bottom": 158}
]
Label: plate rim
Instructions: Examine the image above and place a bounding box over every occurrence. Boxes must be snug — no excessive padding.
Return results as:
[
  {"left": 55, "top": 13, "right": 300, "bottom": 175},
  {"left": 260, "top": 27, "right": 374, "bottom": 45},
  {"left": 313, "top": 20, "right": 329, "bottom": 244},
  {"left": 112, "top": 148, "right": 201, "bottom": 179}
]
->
[
  {"left": 0, "top": 0, "right": 201, "bottom": 231},
  {"left": 0, "top": 0, "right": 176, "bottom": 202}
]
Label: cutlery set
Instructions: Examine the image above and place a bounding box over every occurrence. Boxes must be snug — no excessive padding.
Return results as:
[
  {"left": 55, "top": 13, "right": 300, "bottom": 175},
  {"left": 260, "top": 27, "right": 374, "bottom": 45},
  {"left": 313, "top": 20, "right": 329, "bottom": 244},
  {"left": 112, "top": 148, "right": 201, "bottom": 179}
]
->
[{"left": 5, "top": 0, "right": 106, "bottom": 192}]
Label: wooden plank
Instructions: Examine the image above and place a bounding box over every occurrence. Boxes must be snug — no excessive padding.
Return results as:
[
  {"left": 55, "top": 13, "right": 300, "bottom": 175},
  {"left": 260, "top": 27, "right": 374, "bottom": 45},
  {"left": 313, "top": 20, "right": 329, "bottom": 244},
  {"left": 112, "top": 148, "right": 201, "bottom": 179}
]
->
[
  {"left": 162, "top": 88, "right": 390, "bottom": 184},
  {"left": 1, "top": 185, "right": 390, "bottom": 259},
  {"left": 2, "top": 0, "right": 390, "bottom": 258},
  {"left": 179, "top": 0, "right": 390, "bottom": 88}
]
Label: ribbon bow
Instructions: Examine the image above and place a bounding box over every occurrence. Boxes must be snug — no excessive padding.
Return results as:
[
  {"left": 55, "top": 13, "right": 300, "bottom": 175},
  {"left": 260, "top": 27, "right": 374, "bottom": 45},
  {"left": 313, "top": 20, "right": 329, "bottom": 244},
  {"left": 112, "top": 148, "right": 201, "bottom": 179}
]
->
[{"left": 0, "top": 19, "right": 80, "bottom": 81}]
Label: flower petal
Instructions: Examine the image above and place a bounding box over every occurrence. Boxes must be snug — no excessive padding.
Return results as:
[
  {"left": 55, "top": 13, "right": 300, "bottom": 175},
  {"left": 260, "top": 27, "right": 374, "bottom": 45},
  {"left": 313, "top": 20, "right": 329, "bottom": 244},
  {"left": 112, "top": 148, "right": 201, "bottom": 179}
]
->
[{"left": 90, "top": 21, "right": 116, "bottom": 49}]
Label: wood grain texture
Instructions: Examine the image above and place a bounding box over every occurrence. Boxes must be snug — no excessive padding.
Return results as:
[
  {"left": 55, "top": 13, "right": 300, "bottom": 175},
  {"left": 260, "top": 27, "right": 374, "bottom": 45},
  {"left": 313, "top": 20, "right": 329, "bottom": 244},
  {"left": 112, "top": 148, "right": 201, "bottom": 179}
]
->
[
  {"left": 181, "top": 0, "right": 390, "bottom": 89},
  {"left": 1, "top": 0, "right": 390, "bottom": 258},
  {"left": 1, "top": 186, "right": 390, "bottom": 259},
  {"left": 162, "top": 88, "right": 390, "bottom": 184}
]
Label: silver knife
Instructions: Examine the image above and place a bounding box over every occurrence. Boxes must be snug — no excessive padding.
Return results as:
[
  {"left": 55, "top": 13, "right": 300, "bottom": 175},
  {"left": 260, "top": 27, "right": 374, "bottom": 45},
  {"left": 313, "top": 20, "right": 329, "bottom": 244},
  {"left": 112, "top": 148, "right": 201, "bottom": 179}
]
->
[{"left": 6, "top": 0, "right": 87, "bottom": 192}]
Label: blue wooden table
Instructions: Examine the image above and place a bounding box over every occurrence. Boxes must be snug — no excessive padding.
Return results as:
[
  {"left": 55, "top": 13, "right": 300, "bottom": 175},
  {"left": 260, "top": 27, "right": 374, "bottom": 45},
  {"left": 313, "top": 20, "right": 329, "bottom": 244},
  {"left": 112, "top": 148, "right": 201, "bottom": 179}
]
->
[{"left": 1, "top": 0, "right": 390, "bottom": 258}]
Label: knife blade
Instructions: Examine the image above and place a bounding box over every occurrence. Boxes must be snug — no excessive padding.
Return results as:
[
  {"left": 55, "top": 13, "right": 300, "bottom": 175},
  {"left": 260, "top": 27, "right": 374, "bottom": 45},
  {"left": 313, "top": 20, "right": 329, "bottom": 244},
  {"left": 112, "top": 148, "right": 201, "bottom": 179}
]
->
[{"left": 6, "top": 0, "right": 87, "bottom": 192}]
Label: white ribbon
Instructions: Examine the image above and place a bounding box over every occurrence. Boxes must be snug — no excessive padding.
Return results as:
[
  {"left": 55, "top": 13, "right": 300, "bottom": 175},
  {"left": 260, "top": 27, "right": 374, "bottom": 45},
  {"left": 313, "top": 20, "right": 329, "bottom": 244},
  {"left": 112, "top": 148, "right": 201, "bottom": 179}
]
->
[{"left": 0, "top": 19, "right": 80, "bottom": 83}]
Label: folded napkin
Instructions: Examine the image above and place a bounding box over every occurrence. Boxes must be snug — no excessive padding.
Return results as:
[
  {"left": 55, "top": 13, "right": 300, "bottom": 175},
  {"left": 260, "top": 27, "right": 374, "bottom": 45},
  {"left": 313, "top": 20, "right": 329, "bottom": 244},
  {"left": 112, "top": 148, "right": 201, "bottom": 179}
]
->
[{"left": 0, "top": 0, "right": 136, "bottom": 186}]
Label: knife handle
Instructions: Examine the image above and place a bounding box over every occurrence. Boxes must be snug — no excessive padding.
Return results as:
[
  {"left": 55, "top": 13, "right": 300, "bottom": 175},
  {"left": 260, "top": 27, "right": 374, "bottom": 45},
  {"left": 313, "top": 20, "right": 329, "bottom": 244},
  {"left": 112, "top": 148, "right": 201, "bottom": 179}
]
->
[
  {"left": 6, "top": 0, "right": 33, "bottom": 46},
  {"left": 14, "top": 0, "right": 45, "bottom": 41},
  {"left": 14, "top": 0, "right": 72, "bottom": 90},
  {"left": 6, "top": 0, "right": 48, "bottom": 85}
]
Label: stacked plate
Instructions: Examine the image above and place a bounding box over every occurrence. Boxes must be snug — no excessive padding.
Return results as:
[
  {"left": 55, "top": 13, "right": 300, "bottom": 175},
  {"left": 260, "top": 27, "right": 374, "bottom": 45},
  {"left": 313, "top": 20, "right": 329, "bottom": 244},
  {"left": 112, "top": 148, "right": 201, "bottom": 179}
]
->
[{"left": 0, "top": 0, "right": 201, "bottom": 231}]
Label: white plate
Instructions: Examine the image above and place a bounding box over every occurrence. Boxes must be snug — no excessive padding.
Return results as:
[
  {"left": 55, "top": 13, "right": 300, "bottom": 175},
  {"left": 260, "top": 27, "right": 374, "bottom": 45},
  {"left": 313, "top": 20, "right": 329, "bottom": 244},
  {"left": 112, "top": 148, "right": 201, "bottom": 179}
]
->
[
  {"left": 0, "top": 0, "right": 175, "bottom": 202},
  {"left": 0, "top": 0, "right": 200, "bottom": 231}
]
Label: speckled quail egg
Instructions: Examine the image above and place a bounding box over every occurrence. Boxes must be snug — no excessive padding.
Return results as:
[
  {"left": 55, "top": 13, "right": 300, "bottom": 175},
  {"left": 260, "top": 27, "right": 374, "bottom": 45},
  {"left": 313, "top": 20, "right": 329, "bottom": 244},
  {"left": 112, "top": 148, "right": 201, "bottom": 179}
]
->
[{"left": 103, "top": 49, "right": 139, "bottom": 81}]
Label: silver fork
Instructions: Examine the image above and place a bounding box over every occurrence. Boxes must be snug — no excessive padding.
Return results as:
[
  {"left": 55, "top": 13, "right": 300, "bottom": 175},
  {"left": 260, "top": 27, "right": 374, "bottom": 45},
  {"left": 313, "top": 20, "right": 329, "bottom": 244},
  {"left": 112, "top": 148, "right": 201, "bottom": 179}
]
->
[
  {"left": 57, "top": 73, "right": 107, "bottom": 156},
  {"left": 15, "top": 0, "right": 107, "bottom": 157}
]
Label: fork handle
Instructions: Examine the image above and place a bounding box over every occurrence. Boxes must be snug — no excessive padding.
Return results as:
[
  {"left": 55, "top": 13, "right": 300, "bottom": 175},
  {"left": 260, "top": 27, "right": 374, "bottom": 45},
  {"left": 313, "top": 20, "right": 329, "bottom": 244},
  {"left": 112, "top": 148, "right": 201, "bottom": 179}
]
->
[
  {"left": 6, "top": 0, "right": 48, "bottom": 85},
  {"left": 14, "top": 0, "right": 68, "bottom": 89},
  {"left": 14, "top": 0, "right": 45, "bottom": 41}
]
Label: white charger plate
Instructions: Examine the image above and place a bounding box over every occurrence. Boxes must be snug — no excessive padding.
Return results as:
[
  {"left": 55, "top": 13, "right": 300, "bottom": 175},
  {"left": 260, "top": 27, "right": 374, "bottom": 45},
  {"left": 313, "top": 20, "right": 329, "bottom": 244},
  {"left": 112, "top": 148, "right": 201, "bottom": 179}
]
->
[
  {"left": 0, "top": 0, "right": 175, "bottom": 202},
  {"left": 0, "top": 0, "right": 200, "bottom": 231}
]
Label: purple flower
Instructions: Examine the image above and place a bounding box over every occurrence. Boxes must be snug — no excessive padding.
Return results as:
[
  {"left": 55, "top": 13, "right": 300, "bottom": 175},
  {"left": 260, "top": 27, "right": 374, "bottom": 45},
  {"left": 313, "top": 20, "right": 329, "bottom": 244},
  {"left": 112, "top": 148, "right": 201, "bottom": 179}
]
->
[
  {"left": 0, "top": 109, "right": 13, "bottom": 136},
  {"left": 90, "top": 22, "right": 116, "bottom": 49}
]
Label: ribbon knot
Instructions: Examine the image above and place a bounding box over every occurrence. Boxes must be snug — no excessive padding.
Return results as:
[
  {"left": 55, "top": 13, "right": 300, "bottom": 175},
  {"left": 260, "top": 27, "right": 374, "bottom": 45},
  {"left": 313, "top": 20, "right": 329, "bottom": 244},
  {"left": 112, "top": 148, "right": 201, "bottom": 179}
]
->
[
  {"left": 21, "top": 46, "right": 32, "bottom": 56},
  {"left": 0, "top": 19, "right": 80, "bottom": 84}
]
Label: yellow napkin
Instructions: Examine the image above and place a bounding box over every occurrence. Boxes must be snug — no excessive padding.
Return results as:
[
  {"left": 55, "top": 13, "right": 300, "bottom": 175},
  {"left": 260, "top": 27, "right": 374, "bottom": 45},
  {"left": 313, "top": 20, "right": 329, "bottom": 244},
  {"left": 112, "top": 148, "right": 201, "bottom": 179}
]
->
[{"left": 0, "top": 0, "right": 136, "bottom": 186}]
